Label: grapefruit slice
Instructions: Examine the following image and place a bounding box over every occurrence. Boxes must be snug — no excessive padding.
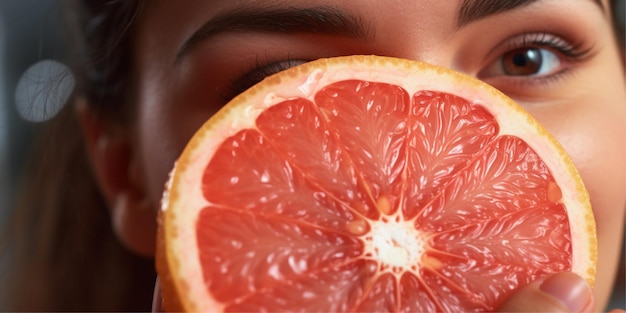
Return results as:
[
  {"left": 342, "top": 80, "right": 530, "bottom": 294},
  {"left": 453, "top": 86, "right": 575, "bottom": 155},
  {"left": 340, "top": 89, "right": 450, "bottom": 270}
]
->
[{"left": 156, "top": 55, "right": 596, "bottom": 312}]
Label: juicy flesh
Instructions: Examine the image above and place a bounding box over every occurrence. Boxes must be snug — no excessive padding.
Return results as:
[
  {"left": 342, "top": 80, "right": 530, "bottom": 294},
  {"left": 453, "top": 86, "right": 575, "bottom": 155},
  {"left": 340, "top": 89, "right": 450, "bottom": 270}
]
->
[{"left": 196, "top": 80, "right": 571, "bottom": 312}]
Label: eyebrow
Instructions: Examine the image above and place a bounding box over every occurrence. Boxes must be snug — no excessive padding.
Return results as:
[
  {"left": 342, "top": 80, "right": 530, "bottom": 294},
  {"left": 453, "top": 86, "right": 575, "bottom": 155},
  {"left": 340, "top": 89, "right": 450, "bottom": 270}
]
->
[
  {"left": 177, "top": 6, "right": 371, "bottom": 61},
  {"left": 179, "top": 1, "right": 606, "bottom": 60},
  {"left": 456, "top": 0, "right": 605, "bottom": 28}
]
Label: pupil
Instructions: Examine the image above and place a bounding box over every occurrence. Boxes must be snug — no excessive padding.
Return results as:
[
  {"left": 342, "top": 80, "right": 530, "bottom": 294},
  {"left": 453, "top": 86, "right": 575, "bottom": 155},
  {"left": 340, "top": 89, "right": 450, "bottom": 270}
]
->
[
  {"left": 503, "top": 48, "right": 542, "bottom": 75},
  {"left": 512, "top": 53, "right": 528, "bottom": 66}
]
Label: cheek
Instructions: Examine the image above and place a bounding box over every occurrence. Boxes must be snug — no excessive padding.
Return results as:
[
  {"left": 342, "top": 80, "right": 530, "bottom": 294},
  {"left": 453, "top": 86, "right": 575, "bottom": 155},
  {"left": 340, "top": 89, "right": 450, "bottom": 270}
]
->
[
  {"left": 135, "top": 71, "right": 222, "bottom": 206},
  {"left": 561, "top": 87, "right": 625, "bottom": 307},
  {"left": 567, "top": 111, "right": 625, "bottom": 227},
  {"left": 548, "top": 88, "right": 625, "bottom": 243}
]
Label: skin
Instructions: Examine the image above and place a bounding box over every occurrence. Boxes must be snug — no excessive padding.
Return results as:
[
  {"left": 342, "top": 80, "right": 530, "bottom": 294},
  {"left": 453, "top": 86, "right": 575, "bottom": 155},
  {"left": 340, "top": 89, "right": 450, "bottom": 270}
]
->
[{"left": 77, "top": 0, "right": 625, "bottom": 311}]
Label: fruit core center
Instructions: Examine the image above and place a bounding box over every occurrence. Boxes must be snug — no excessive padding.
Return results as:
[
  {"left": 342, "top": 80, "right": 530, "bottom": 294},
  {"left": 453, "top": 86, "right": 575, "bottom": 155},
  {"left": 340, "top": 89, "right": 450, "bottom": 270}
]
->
[{"left": 363, "top": 217, "right": 425, "bottom": 273}]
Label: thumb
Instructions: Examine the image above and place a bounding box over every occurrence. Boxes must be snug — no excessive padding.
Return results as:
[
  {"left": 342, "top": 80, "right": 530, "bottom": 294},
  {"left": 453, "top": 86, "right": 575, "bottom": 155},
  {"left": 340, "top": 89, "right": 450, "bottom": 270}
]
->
[{"left": 497, "top": 272, "right": 595, "bottom": 312}]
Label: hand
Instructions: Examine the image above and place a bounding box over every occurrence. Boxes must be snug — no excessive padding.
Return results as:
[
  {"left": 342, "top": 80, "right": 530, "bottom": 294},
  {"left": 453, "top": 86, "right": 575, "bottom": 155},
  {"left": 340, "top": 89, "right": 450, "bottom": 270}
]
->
[{"left": 497, "top": 272, "right": 596, "bottom": 312}]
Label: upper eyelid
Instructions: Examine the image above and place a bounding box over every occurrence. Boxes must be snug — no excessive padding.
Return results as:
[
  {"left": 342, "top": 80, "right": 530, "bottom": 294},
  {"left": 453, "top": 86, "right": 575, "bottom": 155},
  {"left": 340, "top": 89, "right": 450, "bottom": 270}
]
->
[
  {"left": 502, "top": 33, "right": 573, "bottom": 52},
  {"left": 235, "top": 59, "right": 308, "bottom": 86},
  {"left": 221, "top": 59, "right": 308, "bottom": 101},
  {"left": 517, "top": 33, "right": 596, "bottom": 60}
]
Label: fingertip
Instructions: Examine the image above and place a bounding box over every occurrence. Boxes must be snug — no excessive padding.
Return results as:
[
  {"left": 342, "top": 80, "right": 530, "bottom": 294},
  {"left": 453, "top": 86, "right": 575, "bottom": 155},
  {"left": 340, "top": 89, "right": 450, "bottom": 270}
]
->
[
  {"left": 497, "top": 272, "right": 594, "bottom": 313},
  {"left": 538, "top": 272, "right": 594, "bottom": 312}
]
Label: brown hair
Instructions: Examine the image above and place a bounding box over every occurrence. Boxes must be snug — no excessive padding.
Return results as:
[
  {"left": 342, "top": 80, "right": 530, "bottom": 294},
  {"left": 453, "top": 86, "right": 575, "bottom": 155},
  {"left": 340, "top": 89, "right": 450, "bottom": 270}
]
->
[
  {"left": 0, "top": 0, "right": 154, "bottom": 311},
  {"left": 611, "top": 0, "right": 625, "bottom": 62}
]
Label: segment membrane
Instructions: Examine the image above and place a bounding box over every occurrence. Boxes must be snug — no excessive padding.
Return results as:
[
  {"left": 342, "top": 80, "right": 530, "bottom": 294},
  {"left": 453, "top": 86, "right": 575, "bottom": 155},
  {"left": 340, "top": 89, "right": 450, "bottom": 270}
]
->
[{"left": 197, "top": 80, "right": 571, "bottom": 312}]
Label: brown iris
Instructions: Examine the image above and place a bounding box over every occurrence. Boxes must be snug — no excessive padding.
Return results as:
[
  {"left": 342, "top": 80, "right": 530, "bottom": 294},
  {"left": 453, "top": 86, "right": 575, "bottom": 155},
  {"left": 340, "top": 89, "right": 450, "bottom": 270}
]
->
[{"left": 502, "top": 48, "right": 542, "bottom": 75}]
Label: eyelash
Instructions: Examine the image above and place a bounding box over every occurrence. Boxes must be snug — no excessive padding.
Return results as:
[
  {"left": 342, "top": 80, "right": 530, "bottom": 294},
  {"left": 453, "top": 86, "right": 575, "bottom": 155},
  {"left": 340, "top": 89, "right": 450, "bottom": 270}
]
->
[
  {"left": 513, "top": 32, "right": 592, "bottom": 60},
  {"left": 218, "top": 57, "right": 307, "bottom": 102},
  {"left": 488, "top": 32, "right": 595, "bottom": 87},
  {"left": 219, "top": 32, "right": 595, "bottom": 102}
]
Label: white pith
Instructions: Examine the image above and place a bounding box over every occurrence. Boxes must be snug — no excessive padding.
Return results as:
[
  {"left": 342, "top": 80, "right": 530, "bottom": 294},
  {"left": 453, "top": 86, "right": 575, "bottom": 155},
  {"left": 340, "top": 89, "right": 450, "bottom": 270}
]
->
[
  {"left": 160, "top": 55, "right": 596, "bottom": 312},
  {"left": 362, "top": 214, "right": 427, "bottom": 275}
]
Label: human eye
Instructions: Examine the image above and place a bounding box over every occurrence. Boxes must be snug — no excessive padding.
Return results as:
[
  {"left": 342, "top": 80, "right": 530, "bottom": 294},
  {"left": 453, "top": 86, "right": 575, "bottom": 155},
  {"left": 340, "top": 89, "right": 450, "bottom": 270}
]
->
[
  {"left": 219, "top": 58, "right": 308, "bottom": 102},
  {"left": 489, "top": 46, "right": 560, "bottom": 77},
  {"left": 478, "top": 33, "right": 595, "bottom": 94}
]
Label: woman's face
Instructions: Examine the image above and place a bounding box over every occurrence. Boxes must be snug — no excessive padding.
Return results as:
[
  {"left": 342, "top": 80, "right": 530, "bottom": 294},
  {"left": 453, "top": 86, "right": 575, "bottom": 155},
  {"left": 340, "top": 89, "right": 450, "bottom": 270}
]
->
[{"left": 126, "top": 0, "right": 624, "bottom": 310}]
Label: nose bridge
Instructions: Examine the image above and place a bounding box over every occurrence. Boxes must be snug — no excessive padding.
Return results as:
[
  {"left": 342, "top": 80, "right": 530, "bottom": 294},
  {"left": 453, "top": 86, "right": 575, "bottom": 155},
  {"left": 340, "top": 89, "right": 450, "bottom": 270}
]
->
[
  {"left": 399, "top": 42, "right": 459, "bottom": 72},
  {"left": 366, "top": 1, "right": 461, "bottom": 71}
]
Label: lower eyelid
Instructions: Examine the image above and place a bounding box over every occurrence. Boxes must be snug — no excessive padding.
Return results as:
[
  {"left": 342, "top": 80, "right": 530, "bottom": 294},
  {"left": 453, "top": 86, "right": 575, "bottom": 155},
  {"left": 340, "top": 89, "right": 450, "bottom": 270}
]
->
[{"left": 481, "top": 67, "right": 576, "bottom": 101}]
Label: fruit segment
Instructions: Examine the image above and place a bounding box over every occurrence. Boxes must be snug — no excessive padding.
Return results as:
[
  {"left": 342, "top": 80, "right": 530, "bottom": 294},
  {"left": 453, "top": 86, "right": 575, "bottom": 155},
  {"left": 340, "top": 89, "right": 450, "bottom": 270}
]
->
[
  {"left": 315, "top": 80, "right": 411, "bottom": 217},
  {"left": 196, "top": 208, "right": 364, "bottom": 304},
  {"left": 404, "top": 91, "right": 498, "bottom": 217},
  {"left": 412, "top": 135, "right": 565, "bottom": 233}
]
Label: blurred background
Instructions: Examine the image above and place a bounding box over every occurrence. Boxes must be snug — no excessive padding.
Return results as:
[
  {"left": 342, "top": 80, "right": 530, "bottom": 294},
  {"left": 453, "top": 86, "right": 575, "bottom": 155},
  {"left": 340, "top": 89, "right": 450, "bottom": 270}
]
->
[
  {"left": 1, "top": 0, "right": 71, "bottom": 308},
  {"left": 1, "top": 0, "right": 68, "bottom": 226},
  {"left": 0, "top": 0, "right": 624, "bottom": 310}
]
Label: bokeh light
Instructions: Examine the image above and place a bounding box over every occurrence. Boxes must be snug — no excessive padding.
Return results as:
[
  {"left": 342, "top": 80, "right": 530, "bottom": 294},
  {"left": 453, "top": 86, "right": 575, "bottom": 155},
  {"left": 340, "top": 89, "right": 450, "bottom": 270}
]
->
[{"left": 14, "top": 60, "right": 74, "bottom": 122}]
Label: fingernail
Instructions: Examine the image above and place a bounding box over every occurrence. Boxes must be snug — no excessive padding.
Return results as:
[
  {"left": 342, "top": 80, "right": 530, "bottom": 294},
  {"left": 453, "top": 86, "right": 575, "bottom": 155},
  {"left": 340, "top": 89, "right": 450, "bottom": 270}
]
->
[{"left": 539, "top": 272, "right": 593, "bottom": 312}]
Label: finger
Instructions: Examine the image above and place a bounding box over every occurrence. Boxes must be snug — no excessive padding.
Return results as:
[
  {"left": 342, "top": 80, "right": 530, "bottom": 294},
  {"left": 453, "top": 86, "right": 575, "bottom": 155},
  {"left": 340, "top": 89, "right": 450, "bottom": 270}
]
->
[
  {"left": 497, "top": 272, "right": 595, "bottom": 312},
  {"left": 151, "top": 277, "right": 163, "bottom": 313}
]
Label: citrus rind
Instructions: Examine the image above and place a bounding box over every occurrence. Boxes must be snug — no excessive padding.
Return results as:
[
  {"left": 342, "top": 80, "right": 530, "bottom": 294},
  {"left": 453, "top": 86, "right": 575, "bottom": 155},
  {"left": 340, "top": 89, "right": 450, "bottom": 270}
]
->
[{"left": 156, "top": 55, "right": 596, "bottom": 312}]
